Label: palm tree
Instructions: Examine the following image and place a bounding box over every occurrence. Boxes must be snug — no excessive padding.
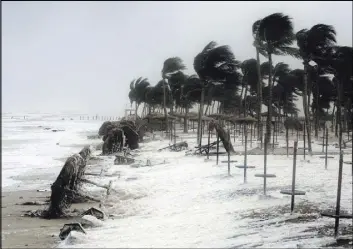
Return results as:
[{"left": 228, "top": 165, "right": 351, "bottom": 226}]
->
[
  {"left": 128, "top": 77, "right": 150, "bottom": 119},
  {"left": 241, "top": 59, "right": 258, "bottom": 117},
  {"left": 161, "top": 57, "right": 186, "bottom": 134},
  {"left": 193, "top": 41, "right": 239, "bottom": 146},
  {"left": 252, "top": 19, "right": 267, "bottom": 138},
  {"left": 325, "top": 46, "right": 352, "bottom": 152},
  {"left": 257, "top": 13, "right": 298, "bottom": 150},
  {"left": 296, "top": 24, "right": 337, "bottom": 154}
]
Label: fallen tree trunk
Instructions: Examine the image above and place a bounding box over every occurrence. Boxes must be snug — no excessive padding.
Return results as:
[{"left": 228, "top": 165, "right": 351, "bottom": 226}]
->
[
  {"left": 46, "top": 146, "right": 91, "bottom": 218},
  {"left": 208, "top": 120, "right": 235, "bottom": 154}
]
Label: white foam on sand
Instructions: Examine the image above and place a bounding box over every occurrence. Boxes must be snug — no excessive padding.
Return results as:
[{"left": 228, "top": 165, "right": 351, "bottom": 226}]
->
[{"left": 56, "top": 129, "right": 352, "bottom": 248}]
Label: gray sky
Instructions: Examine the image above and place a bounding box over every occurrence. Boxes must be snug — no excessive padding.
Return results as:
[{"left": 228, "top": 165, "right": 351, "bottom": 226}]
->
[{"left": 2, "top": 1, "right": 352, "bottom": 116}]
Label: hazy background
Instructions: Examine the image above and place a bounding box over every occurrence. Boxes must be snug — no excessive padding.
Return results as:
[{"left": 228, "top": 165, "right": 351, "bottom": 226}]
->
[{"left": 2, "top": 1, "right": 352, "bottom": 116}]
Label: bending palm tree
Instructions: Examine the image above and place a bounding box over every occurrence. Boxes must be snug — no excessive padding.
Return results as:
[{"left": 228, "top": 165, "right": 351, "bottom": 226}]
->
[
  {"left": 161, "top": 57, "right": 186, "bottom": 134},
  {"left": 252, "top": 19, "right": 267, "bottom": 139},
  {"left": 296, "top": 24, "right": 337, "bottom": 154},
  {"left": 194, "top": 41, "right": 239, "bottom": 146},
  {"left": 128, "top": 77, "right": 150, "bottom": 120},
  {"left": 257, "top": 13, "right": 298, "bottom": 149}
]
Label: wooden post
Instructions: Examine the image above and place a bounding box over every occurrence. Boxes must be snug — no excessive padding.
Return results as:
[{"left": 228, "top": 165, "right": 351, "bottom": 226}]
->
[
  {"left": 325, "top": 126, "right": 328, "bottom": 169},
  {"left": 216, "top": 133, "right": 220, "bottom": 165},
  {"left": 291, "top": 141, "right": 298, "bottom": 213},
  {"left": 334, "top": 151, "right": 344, "bottom": 237}
]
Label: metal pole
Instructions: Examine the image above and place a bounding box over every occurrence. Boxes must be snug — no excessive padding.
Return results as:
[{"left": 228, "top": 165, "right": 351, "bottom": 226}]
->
[
  {"left": 291, "top": 141, "right": 298, "bottom": 213},
  {"left": 334, "top": 151, "right": 344, "bottom": 238}
]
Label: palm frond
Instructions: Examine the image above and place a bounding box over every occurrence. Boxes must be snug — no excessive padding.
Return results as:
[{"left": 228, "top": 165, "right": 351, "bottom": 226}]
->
[
  {"left": 202, "top": 41, "right": 218, "bottom": 53},
  {"left": 273, "top": 46, "right": 301, "bottom": 59},
  {"left": 194, "top": 42, "right": 238, "bottom": 83},
  {"left": 252, "top": 19, "right": 261, "bottom": 38},
  {"left": 258, "top": 13, "right": 295, "bottom": 47},
  {"left": 162, "top": 57, "right": 186, "bottom": 78}
]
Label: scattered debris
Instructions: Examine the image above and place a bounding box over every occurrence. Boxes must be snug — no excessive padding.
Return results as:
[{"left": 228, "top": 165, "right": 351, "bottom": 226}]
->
[
  {"left": 59, "top": 223, "right": 86, "bottom": 240},
  {"left": 81, "top": 207, "right": 106, "bottom": 220}
]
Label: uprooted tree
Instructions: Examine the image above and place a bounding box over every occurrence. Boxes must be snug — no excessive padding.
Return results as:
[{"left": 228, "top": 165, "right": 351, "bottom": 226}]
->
[
  {"left": 99, "top": 119, "right": 148, "bottom": 154},
  {"left": 45, "top": 146, "right": 92, "bottom": 218}
]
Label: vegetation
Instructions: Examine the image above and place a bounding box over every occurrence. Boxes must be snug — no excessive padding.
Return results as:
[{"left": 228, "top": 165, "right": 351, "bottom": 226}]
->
[{"left": 127, "top": 12, "right": 352, "bottom": 155}]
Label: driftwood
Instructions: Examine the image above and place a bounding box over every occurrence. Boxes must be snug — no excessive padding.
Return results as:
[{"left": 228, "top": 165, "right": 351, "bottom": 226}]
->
[
  {"left": 209, "top": 120, "right": 235, "bottom": 154},
  {"left": 46, "top": 146, "right": 91, "bottom": 218},
  {"left": 158, "top": 141, "right": 188, "bottom": 152}
]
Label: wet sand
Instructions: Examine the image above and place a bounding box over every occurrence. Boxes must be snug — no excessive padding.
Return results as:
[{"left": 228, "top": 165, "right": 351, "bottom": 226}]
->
[{"left": 1, "top": 189, "right": 94, "bottom": 248}]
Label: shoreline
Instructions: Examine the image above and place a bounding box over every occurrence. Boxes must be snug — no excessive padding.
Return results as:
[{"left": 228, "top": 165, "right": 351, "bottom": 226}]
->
[{"left": 1, "top": 188, "right": 94, "bottom": 248}]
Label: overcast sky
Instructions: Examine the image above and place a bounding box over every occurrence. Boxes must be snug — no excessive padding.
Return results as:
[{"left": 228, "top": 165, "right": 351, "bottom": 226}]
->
[{"left": 2, "top": 1, "right": 352, "bottom": 116}]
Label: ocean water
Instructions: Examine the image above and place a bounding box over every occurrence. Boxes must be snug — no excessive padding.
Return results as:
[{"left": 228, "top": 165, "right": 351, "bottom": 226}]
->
[{"left": 1, "top": 113, "right": 102, "bottom": 191}]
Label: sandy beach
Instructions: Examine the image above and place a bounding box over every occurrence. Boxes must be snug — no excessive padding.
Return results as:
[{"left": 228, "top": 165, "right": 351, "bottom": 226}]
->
[{"left": 1, "top": 189, "right": 94, "bottom": 248}]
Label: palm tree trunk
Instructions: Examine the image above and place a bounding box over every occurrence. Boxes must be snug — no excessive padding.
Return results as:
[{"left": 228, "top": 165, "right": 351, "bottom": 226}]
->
[
  {"left": 184, "top": 107, "right": 188, "bottom": 133},
  {"left": 197, "top": 86, "right": 205, "bottom": 146},
  {"left": 162, "top": 79, "right": 169, "bottom": 134},
  {"left": 204, "top": 103, "right": 210, "bottom": 115},
  {"left": 240, "top": 83, "right": 245, "bottom": 114},
  {"left": 331, "top": 103, "right": 336, "bottom": 132},
  {"left": 135, "top": 103, "right": 139, "bottom": 120},
  {"left": 336, "top": 80, "right": 343, "bottom": 152},
  {"left": 303, "top": 62, "right": 313, "bottom": 154},
  {"left": 265, "top": 53, "right": 273, "bottom": 148},
  {"left": 244, "top": 85, "right": 248, "bottom": 117},
  {"left": 141, "top": 103, "right": 146, "bottom": 118},
  {"left": 314, "top": 84, "right": 319, "bottom": 138},
  {"left": 256, "top": 47, "right": 263, "bottom": 140}
]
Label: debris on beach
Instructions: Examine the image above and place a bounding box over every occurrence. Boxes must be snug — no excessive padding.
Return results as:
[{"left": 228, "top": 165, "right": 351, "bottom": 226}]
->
[
  {"left": 59, "top": 223, "right": 86, "bottom": 240},
  {"left": 17, "top": 201, "right": 46, "bottom": 206},
  {"left": 81, "top": 207, "right": 106, "bottom": 220}
]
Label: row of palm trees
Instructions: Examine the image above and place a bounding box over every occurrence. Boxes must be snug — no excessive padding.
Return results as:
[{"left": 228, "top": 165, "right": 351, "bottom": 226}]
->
[{"left": 128, "top": 12, "right": 352, "bottom": 154}]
